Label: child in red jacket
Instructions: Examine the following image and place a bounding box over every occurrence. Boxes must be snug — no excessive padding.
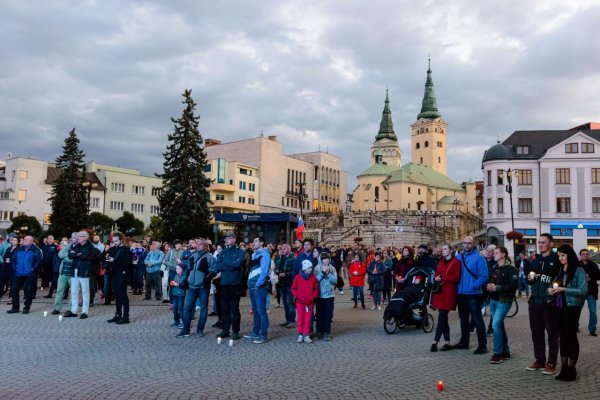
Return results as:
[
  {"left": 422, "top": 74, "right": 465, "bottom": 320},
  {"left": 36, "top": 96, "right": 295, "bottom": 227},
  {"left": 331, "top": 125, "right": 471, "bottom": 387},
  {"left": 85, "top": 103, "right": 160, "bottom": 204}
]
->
[
  {"left": 292, "top": 260, "right": 319, "bottom": 343},
  {"left": 348, "top": 254, "right": 367, "bottom": 309}
]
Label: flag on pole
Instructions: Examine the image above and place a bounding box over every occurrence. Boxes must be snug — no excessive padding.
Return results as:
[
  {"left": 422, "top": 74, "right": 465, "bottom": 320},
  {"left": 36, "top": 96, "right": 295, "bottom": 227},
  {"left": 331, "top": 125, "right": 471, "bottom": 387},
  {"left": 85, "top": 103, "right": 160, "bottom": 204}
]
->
[{"left": 296, "top": 216, "right": 305, "bottom": 241}]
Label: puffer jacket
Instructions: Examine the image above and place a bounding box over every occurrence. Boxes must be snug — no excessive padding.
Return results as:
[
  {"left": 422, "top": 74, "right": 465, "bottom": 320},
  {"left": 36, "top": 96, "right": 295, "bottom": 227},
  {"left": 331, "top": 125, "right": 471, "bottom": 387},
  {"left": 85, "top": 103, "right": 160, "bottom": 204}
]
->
[{"left": 12, "top": 245, "right": 43, "bottom": 277}]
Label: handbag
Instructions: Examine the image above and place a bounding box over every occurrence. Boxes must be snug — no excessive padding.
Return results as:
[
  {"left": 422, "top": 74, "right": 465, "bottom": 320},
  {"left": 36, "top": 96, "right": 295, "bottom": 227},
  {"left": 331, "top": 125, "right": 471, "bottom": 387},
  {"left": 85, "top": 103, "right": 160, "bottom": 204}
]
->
[
  {"left": 545, "top": 293, "right": 564, "bottom": 309},
  {"left": 432, "top": 280, "right": 442, "bottom": 293}
]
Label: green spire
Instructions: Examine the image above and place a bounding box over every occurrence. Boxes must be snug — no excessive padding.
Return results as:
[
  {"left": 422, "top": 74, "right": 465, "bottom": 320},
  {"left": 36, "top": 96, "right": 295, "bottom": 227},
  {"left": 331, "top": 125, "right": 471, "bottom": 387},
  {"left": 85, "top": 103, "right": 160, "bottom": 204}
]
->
[
  {"left": 417, "top": 59, "right": 442, "bottom": 120},
  {"left": 375, "top": 89, "right": 398, "bottom": 141}
]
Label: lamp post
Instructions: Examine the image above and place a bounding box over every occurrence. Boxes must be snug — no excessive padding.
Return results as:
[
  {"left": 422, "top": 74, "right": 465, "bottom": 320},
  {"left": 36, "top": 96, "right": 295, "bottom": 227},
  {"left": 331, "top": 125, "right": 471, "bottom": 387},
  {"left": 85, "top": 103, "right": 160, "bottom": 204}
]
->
[
  {"left": 296, "top": 181, "right": 306, "bottom": 219},
  {"left": 83, "top": 181, "right": 99, "bottom": 214},
  {"left": 498, "top": 168, "right": 519, "bottom": 257}
]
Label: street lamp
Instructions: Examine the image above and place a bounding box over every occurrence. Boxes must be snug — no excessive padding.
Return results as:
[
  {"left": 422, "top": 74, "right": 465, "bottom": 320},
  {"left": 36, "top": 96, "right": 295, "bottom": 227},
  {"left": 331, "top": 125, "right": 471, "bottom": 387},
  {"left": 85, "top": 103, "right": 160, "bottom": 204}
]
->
[
  {"left": 498, "top": 168, "right": 519, "bottom": 256},
  {"left": 83, "top": 181, "right": 99, "bottom": 214},
  {"left": 296, "top": 181, "right": 306, "bottom": 219}
]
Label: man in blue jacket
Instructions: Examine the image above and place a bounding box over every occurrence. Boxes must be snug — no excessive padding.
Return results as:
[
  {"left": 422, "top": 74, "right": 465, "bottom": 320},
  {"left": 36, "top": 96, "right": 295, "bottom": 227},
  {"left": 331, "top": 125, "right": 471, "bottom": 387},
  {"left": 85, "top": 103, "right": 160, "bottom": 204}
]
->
[
  {"left": 454, "top": 236, "right": 489, "bottom": 354},
  {"left": 144, "top": 241, "right": 164, "bottom": 301},
  {"left": 244, "top": 236, "right": 272, "bottom": 344},
  {"left": 7, "top": 235, "right": 43, "bottom": 314},
  {"left": 214, "top": 232, "right": 246, "bottom": 340}
]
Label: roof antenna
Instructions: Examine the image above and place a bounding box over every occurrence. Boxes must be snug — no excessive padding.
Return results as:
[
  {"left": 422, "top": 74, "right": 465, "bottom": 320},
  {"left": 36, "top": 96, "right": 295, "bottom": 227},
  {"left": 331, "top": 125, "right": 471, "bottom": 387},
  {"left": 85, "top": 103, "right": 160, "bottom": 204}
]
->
[
  {"left": 496, "top": 133, "right": 501, "bottom": 144},
  {"left": 259, "top": 129, "right": 264, "bottom": 138}
]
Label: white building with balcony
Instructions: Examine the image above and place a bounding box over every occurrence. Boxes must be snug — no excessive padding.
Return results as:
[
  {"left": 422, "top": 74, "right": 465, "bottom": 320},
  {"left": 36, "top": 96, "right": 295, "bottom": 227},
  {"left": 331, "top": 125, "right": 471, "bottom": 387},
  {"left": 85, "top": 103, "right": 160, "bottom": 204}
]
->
[{"left": 482, "top": 123, "right": 600, "bottom": 258}]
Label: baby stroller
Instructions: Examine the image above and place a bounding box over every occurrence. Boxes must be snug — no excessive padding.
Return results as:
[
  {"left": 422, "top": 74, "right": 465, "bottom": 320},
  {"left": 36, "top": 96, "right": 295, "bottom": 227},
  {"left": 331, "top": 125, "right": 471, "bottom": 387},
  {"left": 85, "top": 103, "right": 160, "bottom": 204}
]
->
[{"left": 383, "top": 266, "right": 435, "bottom": 334}]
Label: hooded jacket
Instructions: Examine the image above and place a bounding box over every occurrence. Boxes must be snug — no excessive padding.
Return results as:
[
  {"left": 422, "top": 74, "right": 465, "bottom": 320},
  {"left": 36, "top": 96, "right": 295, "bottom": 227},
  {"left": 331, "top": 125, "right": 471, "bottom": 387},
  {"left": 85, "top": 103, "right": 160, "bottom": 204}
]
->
[
  {"left": 247, "top": 247, "right": 271, "bottom": 289},
  {"left": 457, "top": 249, "right": 489, "bottom": 295},
  {"left": 291, "top": 272, "right": 319, "bottom": 306}
]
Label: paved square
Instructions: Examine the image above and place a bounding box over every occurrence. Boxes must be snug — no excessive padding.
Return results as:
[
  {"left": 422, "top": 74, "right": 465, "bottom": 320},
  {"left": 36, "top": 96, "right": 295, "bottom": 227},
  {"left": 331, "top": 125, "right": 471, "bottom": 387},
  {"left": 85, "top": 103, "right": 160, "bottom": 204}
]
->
[{"left": 1, "top": 292, "right": 598, "bottom": 399}]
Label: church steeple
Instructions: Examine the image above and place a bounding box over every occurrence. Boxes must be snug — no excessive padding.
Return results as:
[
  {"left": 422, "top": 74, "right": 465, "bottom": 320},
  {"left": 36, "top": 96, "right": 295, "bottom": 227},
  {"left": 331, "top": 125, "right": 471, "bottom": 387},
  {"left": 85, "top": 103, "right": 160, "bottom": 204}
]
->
[
  {"left": 417, "top": 59, "right": 442, "bottom": 120},
  {"left": 375, "top": 89, "right": 398, "bottom": 141}
]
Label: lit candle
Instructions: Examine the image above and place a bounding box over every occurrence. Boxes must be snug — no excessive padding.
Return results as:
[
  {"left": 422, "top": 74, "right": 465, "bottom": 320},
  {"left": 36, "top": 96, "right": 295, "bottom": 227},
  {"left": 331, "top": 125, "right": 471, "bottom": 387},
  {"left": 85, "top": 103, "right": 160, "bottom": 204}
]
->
[
  {"left": 437, "top": 380, "right": 444, "bottom": 391},
  {"left": 58, "top": 315, "right": 63, "bottom": 322},
  {"left": 217, "top": 337, "right": 222, "bottom": 344},
  {"left": 553, "top": 282, "right": 559, "bottom": 289},
  {"left": 528, "top": 271, "right": 535, "bottom": 279},
  {"left": 43, "top": 311, "right": 48, "bottom": 317},
  {"left": 228, "top": 339, "right": 234, "bottom": 347}
]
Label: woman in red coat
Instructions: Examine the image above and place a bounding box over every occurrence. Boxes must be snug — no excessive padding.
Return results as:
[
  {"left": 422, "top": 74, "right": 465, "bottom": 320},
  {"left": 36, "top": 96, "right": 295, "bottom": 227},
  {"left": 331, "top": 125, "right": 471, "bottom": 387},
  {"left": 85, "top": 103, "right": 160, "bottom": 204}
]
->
[
  {"left": 348, "top": 254, "right": 367, "bottom": 309},
  {"left": 430, "top": 244, "right": 461, "bottom": 352},
  {"left": 393, "top": 246, "right": 415, "bottom": 291}
]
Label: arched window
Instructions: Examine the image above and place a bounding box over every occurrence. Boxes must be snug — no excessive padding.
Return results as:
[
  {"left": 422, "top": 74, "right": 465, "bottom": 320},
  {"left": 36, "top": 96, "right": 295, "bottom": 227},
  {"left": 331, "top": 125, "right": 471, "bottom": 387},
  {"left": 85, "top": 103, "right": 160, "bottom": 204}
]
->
[
  {"left": 424, "top": 141, "right": 429, "bottom": 147},
  {"left": 416, "top": 143, "right": 420, "bottom": 149},
  {"left": 374, "top": 186, "right": 380, "bottom": 201}
]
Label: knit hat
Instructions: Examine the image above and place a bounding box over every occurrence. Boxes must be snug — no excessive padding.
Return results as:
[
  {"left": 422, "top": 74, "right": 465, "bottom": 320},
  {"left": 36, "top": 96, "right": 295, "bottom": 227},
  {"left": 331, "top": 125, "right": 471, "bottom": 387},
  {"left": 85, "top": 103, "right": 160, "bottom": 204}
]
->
[
  {"left": 7, "top": 233, "right": 17, "bottom": 239},
  {"left": 301, "top": 260, "right": 313, "bottom": 271}
]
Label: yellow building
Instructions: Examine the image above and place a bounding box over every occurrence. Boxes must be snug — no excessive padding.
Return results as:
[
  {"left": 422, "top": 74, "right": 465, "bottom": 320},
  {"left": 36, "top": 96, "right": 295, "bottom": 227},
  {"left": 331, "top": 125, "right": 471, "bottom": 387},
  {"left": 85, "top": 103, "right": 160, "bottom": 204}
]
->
[{"left": 353, "top": 62, "right": 476, "bottom": 213}]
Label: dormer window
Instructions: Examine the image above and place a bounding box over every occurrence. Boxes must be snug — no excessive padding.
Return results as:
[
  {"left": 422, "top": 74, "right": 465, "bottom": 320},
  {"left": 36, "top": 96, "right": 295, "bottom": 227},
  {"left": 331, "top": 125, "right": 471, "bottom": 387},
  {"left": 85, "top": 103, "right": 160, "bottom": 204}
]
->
[
  {"left": 565, "top": 143, "right": 578, "bottom": 153},
  {"left": 515, "top": 145, "right": 530, "bottom": 155},
  {"left": 582, "top": 143, "right": 595, "bottom": 153}
]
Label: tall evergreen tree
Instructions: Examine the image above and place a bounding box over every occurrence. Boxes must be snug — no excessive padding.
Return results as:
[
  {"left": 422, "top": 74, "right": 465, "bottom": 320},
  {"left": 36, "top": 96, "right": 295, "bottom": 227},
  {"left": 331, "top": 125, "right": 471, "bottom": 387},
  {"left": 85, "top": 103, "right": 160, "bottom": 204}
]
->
[
  {"left": 158, "top": 89, "right": 212, "bottom": 241},
  {"left": 49, "top": 128, "right": 88, "bottom": 236}
]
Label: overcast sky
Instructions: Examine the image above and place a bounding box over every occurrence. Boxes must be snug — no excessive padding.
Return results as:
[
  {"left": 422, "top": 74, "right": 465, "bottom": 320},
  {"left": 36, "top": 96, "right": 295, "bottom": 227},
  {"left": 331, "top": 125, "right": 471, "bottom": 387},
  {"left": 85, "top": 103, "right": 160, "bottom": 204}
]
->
[{"left": 1, "top": 0, "right": 599, "bottom": 189}]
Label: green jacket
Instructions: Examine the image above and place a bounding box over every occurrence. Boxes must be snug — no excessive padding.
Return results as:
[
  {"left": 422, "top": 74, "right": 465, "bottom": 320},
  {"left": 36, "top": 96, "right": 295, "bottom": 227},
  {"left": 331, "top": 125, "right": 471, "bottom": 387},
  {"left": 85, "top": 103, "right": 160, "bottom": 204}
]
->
[
  {"left": 564, "top": 267, "right": 588, "bottom": 307},
  {"left": 529, "top": 252, "right": 561, "bottom": 305},
  {"left": 275, "top": 254, "right": 295, "bottom": 287},
  {"left": 489, "top": 260, "right": 518, "bottom": 303}
]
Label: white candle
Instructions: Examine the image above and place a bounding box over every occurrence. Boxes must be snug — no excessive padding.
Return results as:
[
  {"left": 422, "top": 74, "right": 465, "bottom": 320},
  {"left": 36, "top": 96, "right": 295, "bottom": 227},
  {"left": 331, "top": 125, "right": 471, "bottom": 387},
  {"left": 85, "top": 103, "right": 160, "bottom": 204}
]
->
[
  {"left": 553, "top": 282, "right": 559, "bottom": 289},
  {"left": 58, "top": 315, "right": 63, "bottom": 322},
  {"left": 217, "top": 337, "right": 222, "bottom": 344},
  {"left": 43, "top": 311, "right": 48, "bottom": 317},
  {"left": 228, "top": 339, "right": 234, "bottom": 347},
  {"left": 529, "top": 271, "right": 535, "bottom": 279}
]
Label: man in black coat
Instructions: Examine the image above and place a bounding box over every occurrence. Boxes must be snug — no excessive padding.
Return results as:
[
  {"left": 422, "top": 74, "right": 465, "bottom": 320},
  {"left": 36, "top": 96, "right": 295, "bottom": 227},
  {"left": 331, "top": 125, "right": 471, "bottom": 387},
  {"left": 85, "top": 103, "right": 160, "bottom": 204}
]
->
[
  {"left": 41, "top": 235, "right": 60, "bottom": 298},
  {"left": 106, "top": 232, "right": 133, "bottom": 324},
  {"left": 64, "top": 231, "right": 96, "bottom": 319},
  {"left": 579, "top": 249, "right": 600, "bottom": 336}
]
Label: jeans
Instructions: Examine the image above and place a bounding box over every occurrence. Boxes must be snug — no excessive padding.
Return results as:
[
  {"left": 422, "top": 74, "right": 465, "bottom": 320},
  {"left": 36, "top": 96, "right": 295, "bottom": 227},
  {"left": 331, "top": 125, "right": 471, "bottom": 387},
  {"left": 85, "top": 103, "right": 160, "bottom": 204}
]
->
[
  {"left": 372, "top": 290, "right": 382, "bottom": 306},
  {"left": 70, "top": 275, "right": 90, "bottom": 314},
  {"left": 518, "top": 276, "right": 529, "bottom": 296},
  {"left": 434, "top": 309, "right": 450, "bottom": 342},
  {"left": 249, "top": 287, "right": 269, "bottom": 339},
  {"left": 586, "top": 295, "right": 597, "bottom": 333},
  {"left": 10, "top": 276, "right": 36, "bottom": 310},
  {"left": 279, "top": 285, "right": 295, "bottom": 323},
  {"left": 53, "top": 275, "right": 70, "bottom": 312},
  {"left": 220, "top": 284, "right": 241, "bottom": 334},
  {"left": 489, "top": 299, "right": 511, "bottom": 355},
  {"left": 112, "top": 271, "right": 129, "bottom": 318},
  {"left": 172, "top": 295, "right": 185, "bottom": 324},
  {"left": 182, "top": 287, "right": 209, "bottom": 334},
  {"left": 528, "top": 301, "right": 559, "bottom": 365},
  {"left": 167, "top": 270, "right": 175, "bottom": 303},
  {"left": 352, "top": 286, "right": 365, "bottom": 304},
  {"left": 316, "top": 297, "right": 334, "bottom": 334},
  {"left": 144, "top": 271, "right": 162, "bottom": 299},
  {"left": 458, "top": 294, "right": 486, "bottom": 348}
]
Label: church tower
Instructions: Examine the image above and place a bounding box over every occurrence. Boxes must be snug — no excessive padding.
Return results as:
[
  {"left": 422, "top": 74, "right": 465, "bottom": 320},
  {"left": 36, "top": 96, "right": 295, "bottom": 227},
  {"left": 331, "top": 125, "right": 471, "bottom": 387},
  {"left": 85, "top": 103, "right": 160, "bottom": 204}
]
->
[
  {"left": 410, "top": 60, "right": 448, "bottom": 175},
  {"left": 371, "top": 90, "right": 401, "bottom": 167}
]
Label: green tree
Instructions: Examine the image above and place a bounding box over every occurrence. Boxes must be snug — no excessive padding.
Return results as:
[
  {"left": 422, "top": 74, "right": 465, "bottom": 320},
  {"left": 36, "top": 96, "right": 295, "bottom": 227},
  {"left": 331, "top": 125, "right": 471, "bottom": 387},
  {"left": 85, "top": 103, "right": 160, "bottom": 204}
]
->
[
  {"left": 48, "top": 128, "right": 88, "bottom": 236},
  {"left": 158, "top": 89, "right": 212, "bottom": 241},
  {"left": 88, "top": 212, "right": 114, "bottom": 237},
  {"left": 8, "top": 215, "right": 43, "bottom": 239},
  {"left": 115, "top": 211, "right": 144, "bottom": 237},
  {"left": 145, "top": 216, "right": 164, "bottom": 241}
]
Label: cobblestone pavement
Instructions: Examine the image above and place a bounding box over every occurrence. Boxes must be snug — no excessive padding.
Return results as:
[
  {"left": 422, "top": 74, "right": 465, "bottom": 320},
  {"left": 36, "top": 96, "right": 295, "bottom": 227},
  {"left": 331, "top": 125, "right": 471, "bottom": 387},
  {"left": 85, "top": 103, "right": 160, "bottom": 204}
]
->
[{"left": 1, "top": 290, "right": 599, "bottom": 400}]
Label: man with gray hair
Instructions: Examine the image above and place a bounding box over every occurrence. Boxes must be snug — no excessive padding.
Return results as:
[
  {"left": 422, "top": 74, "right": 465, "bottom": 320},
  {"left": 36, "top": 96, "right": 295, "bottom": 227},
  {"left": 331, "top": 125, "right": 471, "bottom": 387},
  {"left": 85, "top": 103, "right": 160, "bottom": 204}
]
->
[{"left": 64, "top": 230, "right": 95, "bottom": 319}]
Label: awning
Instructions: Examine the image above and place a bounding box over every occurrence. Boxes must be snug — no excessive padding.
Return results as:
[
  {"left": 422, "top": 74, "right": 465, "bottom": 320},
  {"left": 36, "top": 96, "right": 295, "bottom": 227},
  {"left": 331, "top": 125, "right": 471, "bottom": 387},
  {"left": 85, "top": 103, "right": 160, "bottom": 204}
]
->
[{"left": 214, "top": 212, "right": 299, "bottom": 224}]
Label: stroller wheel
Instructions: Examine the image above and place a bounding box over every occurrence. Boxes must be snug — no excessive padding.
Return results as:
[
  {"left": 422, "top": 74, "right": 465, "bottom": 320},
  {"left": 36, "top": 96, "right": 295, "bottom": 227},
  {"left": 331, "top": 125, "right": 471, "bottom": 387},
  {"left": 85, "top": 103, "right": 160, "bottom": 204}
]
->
[
  {"left": 384, "top": 317, "right": 397, "bottom": 334},
  {"left": 422, "top": 313, "right": 435, "bottom": 333}
]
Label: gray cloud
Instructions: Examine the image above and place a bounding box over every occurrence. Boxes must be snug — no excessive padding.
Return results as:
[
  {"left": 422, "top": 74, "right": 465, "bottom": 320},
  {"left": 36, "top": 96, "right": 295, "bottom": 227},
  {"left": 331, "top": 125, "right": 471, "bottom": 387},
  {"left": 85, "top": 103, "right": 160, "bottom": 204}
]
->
[{"left": 1, "top": 0, "right": 599, "bottom": 188}]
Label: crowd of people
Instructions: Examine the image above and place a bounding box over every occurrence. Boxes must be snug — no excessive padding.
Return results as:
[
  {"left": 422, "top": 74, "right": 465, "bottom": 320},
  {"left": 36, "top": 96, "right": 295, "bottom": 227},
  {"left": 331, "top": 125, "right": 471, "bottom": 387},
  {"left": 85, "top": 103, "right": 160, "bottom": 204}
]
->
[{"left": 0, "top": 229, "right": 598, "bottom": 381}]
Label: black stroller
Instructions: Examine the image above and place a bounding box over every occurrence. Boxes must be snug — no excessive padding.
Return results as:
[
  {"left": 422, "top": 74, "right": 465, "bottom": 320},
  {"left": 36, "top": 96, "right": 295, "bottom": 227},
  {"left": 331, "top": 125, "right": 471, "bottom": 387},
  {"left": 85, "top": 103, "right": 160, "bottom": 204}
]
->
[{"left": 383, "top": 266, "right": 435, "bottom": 334}]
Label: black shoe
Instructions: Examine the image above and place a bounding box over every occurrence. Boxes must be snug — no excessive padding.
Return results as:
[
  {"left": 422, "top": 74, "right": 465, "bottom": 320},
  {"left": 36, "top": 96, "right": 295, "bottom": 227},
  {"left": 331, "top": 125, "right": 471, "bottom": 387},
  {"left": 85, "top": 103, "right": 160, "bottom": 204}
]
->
[
  {"left": 591, "top": 332, "right": 597, "bottom": 337},
  {"left": 89, "top": 303, "right": 94, "bottom": 308},
  {"left": 440, "top": 344, "right": 453, "bottom": 351},
  {"left": 430, "top": 343, "right": 438, "bottom": 352},
  {"left": 361, "top": 303, "right": 365, "bottom": 309},
  {"left": 63, "top": 311, "right": 77, "bottom": 318},
  {"left": 51, "top": 310, "right": 60, "bottom": 315},
  {"left": 115, "top": 317, "right": 129, "bottom": 324},
  {"left": 555, "top": 366, "right": 569, "bottom": 381},
  {"left": 501, "top": 352, "right": 511, "bottom": 360},
  {"left": 162, "top": 299, "right": 169, "bottom": 303},
  {"left": 232, "top": 332, "right": 241, "bottom": 340},
  {"left": 486, "top": 329, "right": 493, "bottom": 337},
  {"left": 212, "top": 321, "right": 223, "bottom": 328},
  {"left": 216, "top": 331, "right": 230, "bottom": 339},
  {"left": 43, "top": 294, "right": 52, "bottom": 299},
  {"left": 474, "top": 347, "right": 488, "bottom": 355},
  {"left": 280, "top": 322, "right": 290, "bottom": 327},
  {"left": 208, "top": 312, "right": 218, "bottom": 316},
  {"left": 176, "top": 331, "right": 190, "bottom": 338},
  {"left": 453, "top": 343, "right": 469, "bottom": 350},
  {"left": 22, "top": 308, "right": 30, "bottom": 314},
  {"left": 79, "top": 313, "right": 88, "bottom": 319},
  {"left": 107, "top": 315, "right": 122, "bottom": 323},
  {"left": 6, "top": 309, "right": 19, "bottom": 314}
]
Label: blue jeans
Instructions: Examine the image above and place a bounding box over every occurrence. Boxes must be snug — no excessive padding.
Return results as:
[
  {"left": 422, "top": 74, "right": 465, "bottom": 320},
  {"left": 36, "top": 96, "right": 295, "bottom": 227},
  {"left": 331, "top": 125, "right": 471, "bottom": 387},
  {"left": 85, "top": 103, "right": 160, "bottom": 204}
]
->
[
  {"left": 587, "top": 295, "right": 597, "bottom": 334},
  {"left": 280, "top": 285, "right": 295, "bottom": 323},
  {"left": 489, "top": 299, "right": 511, "bottom": 355},
  {"left": 518, "top": 276, "right": 529, "bottom": 296},
  {"left": 103, "top": 273, "right": 111, "bottom": 301},
  {"left": 249, "top": 287, "right": 269, "bottom": 339},
  {"left": 172, "top": 295, "right": 185, "bottom": 324},
  {"left": 458, "top": 294, "right": 486, "bottom": 348},
  {"left": 352, "top": 286, "right": 364, "bottom": 304},
  {"left": 182, "top": 287, "right": 209, "bottom": 334}
]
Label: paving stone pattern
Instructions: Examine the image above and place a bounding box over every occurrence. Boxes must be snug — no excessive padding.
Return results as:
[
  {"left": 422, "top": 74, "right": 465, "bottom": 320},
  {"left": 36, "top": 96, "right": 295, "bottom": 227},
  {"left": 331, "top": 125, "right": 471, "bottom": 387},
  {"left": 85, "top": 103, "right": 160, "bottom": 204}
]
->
[{"left": 1, "top": 291, "right": 599, "bottom": 399}]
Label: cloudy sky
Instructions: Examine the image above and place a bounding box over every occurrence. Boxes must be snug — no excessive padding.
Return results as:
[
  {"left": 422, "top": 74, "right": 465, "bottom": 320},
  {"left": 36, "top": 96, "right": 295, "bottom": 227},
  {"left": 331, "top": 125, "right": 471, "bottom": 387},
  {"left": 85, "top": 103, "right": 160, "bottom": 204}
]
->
[{"left": 1, "top": 0, "right": 599, "bottom": 188}]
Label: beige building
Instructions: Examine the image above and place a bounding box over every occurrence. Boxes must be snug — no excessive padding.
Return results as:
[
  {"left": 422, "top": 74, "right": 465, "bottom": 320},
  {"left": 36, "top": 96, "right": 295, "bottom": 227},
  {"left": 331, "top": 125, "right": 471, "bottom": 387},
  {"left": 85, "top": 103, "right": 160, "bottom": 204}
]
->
[
  {"left": 86, "top": 161, "right": 161, "bottom": 226},
  {"left": 353, "top": 62, "right": 476, "bottom": 213},
  {"left": 205, "top": 136, "right": 348, "bottom": 216}
]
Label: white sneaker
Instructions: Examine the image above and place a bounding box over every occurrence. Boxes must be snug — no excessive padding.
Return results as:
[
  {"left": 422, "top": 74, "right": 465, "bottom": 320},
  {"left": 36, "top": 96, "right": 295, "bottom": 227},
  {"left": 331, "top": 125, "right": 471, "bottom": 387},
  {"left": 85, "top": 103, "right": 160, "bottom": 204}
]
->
[
  {"left": 339, "top": 290, "right": 344, "bottom": 295},
  {"left": 303, "top": 335, "right": 313, "bottom": 343},
  {"left": 370, "top": 306, "right": 377, "bottom": 310},
  {"left": 297, "top": 334, "right": 303, "bottom": 343},
  {"left": 377, "top": 306, "right": 381, "bottom": 310}
]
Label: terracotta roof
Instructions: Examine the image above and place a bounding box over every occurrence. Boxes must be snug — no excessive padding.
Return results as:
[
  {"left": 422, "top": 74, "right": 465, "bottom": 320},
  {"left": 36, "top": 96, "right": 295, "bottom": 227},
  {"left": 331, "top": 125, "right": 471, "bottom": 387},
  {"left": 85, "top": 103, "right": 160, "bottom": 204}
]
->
[{"left": 45, "top": 166, "right": 106, "bottom": 190}]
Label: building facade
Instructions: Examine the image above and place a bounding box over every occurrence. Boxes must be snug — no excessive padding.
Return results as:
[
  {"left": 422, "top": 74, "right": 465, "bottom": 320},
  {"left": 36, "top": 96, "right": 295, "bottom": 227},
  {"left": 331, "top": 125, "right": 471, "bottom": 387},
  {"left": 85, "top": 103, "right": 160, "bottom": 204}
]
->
[{"left": 482, "top": 125, "right": 600, "bottom": 258}]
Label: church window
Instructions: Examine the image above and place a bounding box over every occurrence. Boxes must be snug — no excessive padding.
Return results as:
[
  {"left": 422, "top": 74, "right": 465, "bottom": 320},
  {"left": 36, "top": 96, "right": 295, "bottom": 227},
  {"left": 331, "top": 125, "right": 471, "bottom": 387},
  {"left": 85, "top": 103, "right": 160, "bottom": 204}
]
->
[
  {"left": 416, "top": 143, "right": 420, "bottom": 149},
  {"left": 424, "top": 141, "right": 429, "bottom": 147},
  {"left": 418, "top": 188, "right": 421, "bottom": 195}
]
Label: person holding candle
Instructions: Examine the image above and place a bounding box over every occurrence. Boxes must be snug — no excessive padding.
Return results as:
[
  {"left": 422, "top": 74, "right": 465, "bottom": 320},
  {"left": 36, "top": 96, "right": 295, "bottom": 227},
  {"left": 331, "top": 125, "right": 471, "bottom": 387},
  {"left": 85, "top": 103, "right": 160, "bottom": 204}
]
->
[
  {"left": 430, "top": 244, "right": 461, "bottom": 352},
  {"left": 550, "top": 244, "right": 587, "bottom": 381},
  {"left": 486, "top": 247, "right": 518, "bottom": 364},
  {"left": 526, "top": 233, "right": 561, "bottom": 375}
]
